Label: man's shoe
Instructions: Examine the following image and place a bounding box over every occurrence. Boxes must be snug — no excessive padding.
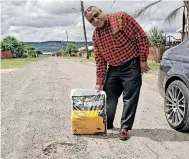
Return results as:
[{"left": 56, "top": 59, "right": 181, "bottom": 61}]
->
[{"left": 119, "top": 129, "right": 129, "bottom": 140}]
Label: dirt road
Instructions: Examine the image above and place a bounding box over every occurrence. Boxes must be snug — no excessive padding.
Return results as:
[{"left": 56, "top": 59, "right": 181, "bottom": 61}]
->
[{"left": 1, "top": 57, "right": 189, "bottom": 159}]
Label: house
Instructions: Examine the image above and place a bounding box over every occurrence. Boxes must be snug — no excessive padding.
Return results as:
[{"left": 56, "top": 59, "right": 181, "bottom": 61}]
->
[
  {"left": 78, "top": 46, "right": 94, "bottom": 57},
  {"left": 42, "top": 52, "right": 56, "bottom": 56},
  {"left": 0, "top": 51, "right": 13, "bottom": 59},
  {"left": 78, "top": 46, "right": 93, "bottom": 52},
  {"left": 176, "top": 24, "right": 188, "bottom": 41}
]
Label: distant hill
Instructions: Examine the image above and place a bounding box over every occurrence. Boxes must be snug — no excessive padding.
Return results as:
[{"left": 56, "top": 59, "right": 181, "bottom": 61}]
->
[{"left": 26, "top": 41, "right": 92, "bottom": 52}]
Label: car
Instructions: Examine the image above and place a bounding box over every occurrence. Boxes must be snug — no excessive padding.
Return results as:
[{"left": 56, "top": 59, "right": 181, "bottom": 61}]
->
[{"left": 158, "top": 37, "right": 189, "bottom": 132}]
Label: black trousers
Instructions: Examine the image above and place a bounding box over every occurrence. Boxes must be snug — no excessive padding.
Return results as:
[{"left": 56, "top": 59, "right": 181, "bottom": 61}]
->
[{"left": 103, "top": 57, "right": 142, "bottom": 130}]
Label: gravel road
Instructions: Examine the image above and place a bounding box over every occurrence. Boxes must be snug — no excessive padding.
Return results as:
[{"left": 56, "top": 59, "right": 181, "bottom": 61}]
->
[{"left": 1, "top": 57, "right": 189, "bottom": 159}]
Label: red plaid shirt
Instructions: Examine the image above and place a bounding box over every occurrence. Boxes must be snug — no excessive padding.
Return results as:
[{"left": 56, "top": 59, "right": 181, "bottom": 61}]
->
[{"left": 92, "top": 11, "right": 150, "bottom": 85}]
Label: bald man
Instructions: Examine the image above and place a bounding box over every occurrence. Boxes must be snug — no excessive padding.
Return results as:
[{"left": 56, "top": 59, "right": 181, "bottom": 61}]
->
[{"left": 85, "top": 6, "right": 150, "bottom": 140}]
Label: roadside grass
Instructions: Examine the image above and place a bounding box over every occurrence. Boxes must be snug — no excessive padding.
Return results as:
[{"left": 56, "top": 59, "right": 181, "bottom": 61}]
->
[
  {"left": 148, "top": 62, "right": 160, "bottom": 71},
  {"left": 1, "top": 57, "right": 41, "bottom": 69},
  {"left": 84, "top": 57, "right": 160, "bottom": 71}
]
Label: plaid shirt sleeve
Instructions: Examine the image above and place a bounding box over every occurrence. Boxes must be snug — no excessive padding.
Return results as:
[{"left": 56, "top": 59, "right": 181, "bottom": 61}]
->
[
  {"left": 92, "top": 33, "right": 107, "bottom": 86},
  {"left": 122, "top": 12, "right": 150, "bottom": 61}
]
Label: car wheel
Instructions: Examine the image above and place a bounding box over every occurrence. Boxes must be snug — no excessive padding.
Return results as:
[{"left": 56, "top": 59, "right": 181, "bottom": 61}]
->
[{"left": 164, "top": 80, "right": 189, "bottom": 132}]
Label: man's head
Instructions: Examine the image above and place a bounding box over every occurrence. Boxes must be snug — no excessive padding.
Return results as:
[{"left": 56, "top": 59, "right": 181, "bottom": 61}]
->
[{"left": 84, "top": 6, "right": 107, "bottom": 28}]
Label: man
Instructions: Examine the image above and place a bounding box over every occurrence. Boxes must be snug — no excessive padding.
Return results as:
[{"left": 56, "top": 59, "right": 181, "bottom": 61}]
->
[{"left": 84, "top": 6, "right": 150, "bottom": 140}]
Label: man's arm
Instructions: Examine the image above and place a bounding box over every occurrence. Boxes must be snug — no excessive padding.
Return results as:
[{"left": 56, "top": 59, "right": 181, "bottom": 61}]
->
[
  {"left": 92, "top": 34, "right": 107, "bottom": 87},
  {"left": 129, "top": 15, "right": 150, "bottom": 73},
  {"left": 124, "top": 13, "right": 150, "bottom": 62},
  {"left": 119, "top": 12, "right": 150, "bottom": 73}
]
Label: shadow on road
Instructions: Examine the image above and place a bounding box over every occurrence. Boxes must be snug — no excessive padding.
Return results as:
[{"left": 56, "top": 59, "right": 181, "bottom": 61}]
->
[
  {"left": 85, "top": 128, "right": 189, "bottom": 141},
  {"left": 131, "top": 129, "right": 189, "bottom": 141}
]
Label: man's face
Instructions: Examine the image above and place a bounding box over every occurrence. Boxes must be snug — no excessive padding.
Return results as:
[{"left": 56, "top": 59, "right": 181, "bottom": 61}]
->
[{"left": 85, "top": 7, "right": 106, "bottom": 28}]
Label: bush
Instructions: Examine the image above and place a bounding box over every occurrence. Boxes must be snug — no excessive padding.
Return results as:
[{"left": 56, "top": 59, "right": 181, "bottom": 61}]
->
[
  {"left": 56, "top": 49, "right": 66, "bottom": 56},
  {"left": 22, "top": 53, "right": 28, "bottom": 58},
  {"left": 148, "top": 27, "right": 166, "bottom": 47},
  {"left": 36, "top": 50, "right": 43, "bottom": 55},
  {"left": 66, "top": 43, "right": 78, "bottom": 54},
  {"left": 91, "top": 52, "right": 95, "bottom": 58},
  {"left": 13, "top": 53, "right": 17, "bottom": 58},
  {"left": 71, "top": 52, "right": 77, "bottom": 56},
  {"left": 1, "top": 36, "right": 37, "bottom": 58},
  {"left": 148, "top": 27, "right": 166, "bottom": 63}
]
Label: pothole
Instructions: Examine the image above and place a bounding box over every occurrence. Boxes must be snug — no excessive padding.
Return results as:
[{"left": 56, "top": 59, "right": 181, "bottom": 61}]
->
[{"left": 42, "top": 142, "right": 76, "bottom": 156}]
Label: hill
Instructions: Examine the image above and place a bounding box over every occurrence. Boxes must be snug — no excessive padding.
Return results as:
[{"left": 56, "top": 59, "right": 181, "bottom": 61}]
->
[{"left": 26, "top": 41, "right": 92, "bottom": 52}]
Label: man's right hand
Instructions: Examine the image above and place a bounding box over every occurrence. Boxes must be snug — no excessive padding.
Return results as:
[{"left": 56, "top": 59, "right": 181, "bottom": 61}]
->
[{"left": 95, "top": 85, "right": 103, "bottom": 91}]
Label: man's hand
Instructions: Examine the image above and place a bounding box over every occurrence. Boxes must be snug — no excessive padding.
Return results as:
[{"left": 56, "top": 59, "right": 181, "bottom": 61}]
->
[
  {"left": 140, "top": 61, "right": 150, "bottom": 73},
  {"left": 95, "top": 85, "right": 103, "bottom": 92}
]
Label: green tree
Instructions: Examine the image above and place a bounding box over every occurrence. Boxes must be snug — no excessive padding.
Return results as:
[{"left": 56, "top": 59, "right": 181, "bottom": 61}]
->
[
  {"left": 27, "top": 45, "right": 36, "bottom": 57},
  {"left": 1, "top": 36, "right": 18, "bottom": 54},
  {"left": 14, "top": 41, "right": 28, "bottom": 58},
  {"left": 36, "top": 50, "right": 43, "bottom": 55},
  {"left": 149, "top": 27, "right": 166, "bottom": 47},
  {"left": 133, "top": 0, "right": 189, "bottom": 38},
  {"left": 56, "top": 49, "right": 66, "bottom": 56},
  {"left": 112, "top": 1, "right": 189, "bottom": 39},
  {"left": 148, "top": 27, "right": 166, "bottom": 63},
  {"left": 66, "top": 43, "right": 78, "bottom": 56},
  {"left": 1, "top": 36, "right": 37, "bottom": 58}
]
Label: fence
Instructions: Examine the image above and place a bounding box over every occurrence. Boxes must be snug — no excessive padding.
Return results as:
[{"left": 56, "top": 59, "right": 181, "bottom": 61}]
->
[{"left": 0, "top": 51, "right": 13, "bottom": 59}]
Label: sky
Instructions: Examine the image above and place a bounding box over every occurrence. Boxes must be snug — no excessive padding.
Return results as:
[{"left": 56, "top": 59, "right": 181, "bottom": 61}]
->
[{"left": 1, "top": 0, "right": 183, "bottom": 42}]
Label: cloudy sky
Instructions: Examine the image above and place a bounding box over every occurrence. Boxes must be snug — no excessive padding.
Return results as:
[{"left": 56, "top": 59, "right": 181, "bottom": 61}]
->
[{"left": 1, "top": 0, "right": 183, "bottom": 42}]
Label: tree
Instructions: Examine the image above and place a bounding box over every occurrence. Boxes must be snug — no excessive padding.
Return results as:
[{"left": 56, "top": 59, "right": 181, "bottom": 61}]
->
[
  {"left": 149, "top": 27, "right": 166, "bottom": 47},
  {"left": 1, "top": 36, "right": 18, "bottom": 54},
  {"left": 133, "top": 0, "right": 189, "bottom": 39},
  {"left": 56, "top": 49, "right": 66, "bottom": 56},
  {"left": 27, "top": 45, "right": 36, "bottom": 57},
  {"left": 1, "top": 36, "right": 37, "bottom": 58},
  {"left": 148, "top": 27, "right": 166, "bottom": 63},
  {"left": 36, "top": 50, "right": 43, "bottom": 55},
  {"left": 66, "top": 43, "right": 78, "bottom": 56},
  {"left": 112, "top": 1, "right": 189, "bottom": 39},
  {"left": 14, "top": 42, "right": 28, "bottom": 58}
]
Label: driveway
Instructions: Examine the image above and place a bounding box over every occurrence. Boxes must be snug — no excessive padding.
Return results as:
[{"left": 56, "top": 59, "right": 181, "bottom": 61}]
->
[{"left": 1, "top": 57, "right": 189, "bottom": 159}]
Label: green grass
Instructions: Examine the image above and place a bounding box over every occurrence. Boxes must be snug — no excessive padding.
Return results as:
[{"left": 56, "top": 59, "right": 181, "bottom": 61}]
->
[
  {"left": 1, "top": 57, "right": 41, "bottom": 69},
  {"left": 148, "top": 62, "right": 160, "bottom": 71}
]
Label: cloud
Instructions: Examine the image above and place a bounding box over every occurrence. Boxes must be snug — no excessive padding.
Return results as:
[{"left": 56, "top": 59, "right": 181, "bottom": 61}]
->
[
  {"left": 36, "top": 0, "right": 81, "bottom": 15},
  {"left": 1, "top": 0, "right": 183, "bottom": 42},
  {"left": 9, "top": 14, "right": 80, "bottom": 28}
]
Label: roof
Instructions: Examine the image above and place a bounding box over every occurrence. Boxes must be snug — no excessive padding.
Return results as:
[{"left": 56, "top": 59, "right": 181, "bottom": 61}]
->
[
  {"left": 78, "top": 46, "right": 93, "bottom": 51},
  {"left": 176, "top": 24, "right": 188, "bottom": 33}
]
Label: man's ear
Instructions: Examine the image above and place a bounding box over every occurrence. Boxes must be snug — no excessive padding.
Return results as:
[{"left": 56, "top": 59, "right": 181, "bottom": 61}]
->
[{"left": 99, "top": 9, "right": 102, "bottom": 12}]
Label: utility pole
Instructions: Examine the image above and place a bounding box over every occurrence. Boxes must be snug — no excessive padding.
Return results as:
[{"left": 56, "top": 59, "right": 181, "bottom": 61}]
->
[
  {"left": 66, "top": 30, "right": 68, "bottom": 42},
  {"left": 80, "top": 0, "right": 89, "bottom": 59},
  {"left": 66, "top": 30, "right": 70, "bottom": 58}
]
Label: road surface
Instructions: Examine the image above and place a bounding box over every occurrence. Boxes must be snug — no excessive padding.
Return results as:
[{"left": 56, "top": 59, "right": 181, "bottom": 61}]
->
[{"left": 1, "top": 57, "right": 189, "bottom": 159}]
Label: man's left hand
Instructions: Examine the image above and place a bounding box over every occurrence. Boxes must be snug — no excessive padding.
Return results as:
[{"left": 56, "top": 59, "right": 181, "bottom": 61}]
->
[{"left": 140, "top": 61, "right": 150, "bottom": 73}]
